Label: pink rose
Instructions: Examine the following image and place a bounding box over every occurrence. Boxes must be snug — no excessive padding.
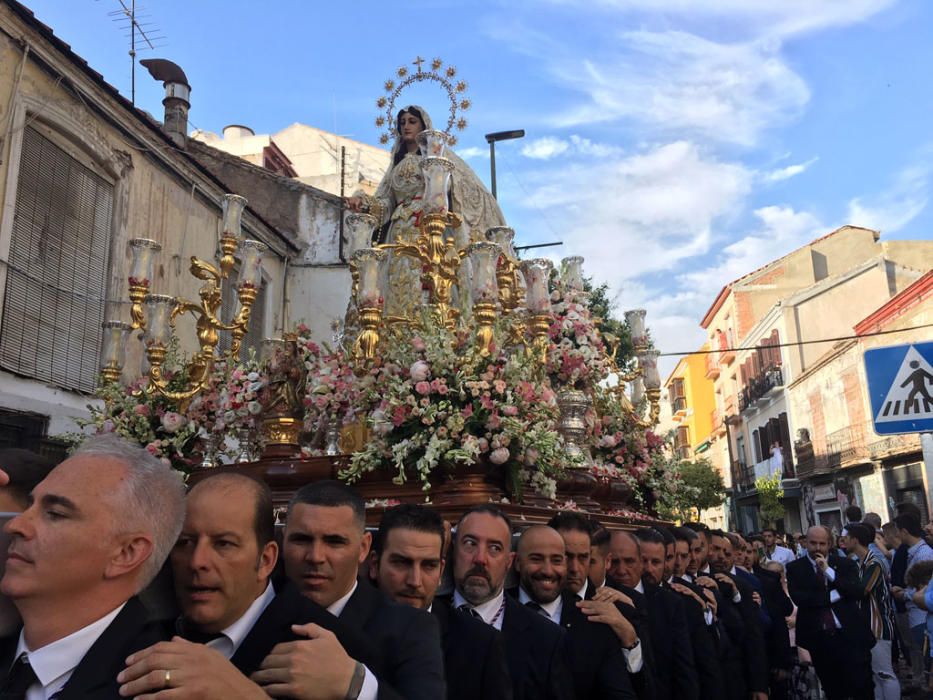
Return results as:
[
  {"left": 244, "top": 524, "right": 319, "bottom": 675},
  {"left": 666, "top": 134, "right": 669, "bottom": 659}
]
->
[
  {"left": 412, "top": 336, "right": 426, "bottom": 352},
  {"left": 415, "top": 381, "right": 432, "bottom": 395},
  {"left": 160, "top": 411, "right": 186, "bottom": 433},
  {"left": 134, "top": 404, "right": 150, "bottom": 417},
  {"left": 410, "top": 361, "right": 431, "bottom": 382},
  {"left": 502, "top": 405, "right": 518, "bottom": 417},
  {"left": 489, "top": 447, "right": 510, "bottom": 465}
]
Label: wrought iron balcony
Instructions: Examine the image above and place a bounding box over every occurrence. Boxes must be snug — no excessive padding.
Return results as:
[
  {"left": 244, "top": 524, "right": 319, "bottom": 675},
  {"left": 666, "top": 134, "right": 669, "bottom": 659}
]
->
[{"left": 739, "top": 367, "right": 784, "bottom": 413}]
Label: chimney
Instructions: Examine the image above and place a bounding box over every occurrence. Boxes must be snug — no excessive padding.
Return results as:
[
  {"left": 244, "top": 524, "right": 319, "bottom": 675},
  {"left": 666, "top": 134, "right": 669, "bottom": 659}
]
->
[
  {"left": 140, "top": 59, "right": 191, "bottom": 148},
  {"left": 223, "top": 125, "right": 255, "bottom": 140}
]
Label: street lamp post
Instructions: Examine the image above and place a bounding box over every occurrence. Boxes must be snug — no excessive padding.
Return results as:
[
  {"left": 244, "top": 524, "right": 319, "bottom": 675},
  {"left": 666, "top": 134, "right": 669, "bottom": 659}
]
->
[{"left": 485, "top": 129, "right": 525, "bottom": 199}]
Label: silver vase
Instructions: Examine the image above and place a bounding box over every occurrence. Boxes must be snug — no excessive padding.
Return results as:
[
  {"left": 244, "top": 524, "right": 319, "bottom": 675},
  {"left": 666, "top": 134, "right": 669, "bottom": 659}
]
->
[
  {"left": 557, "top": 389, "right": 593, "bottom": 467},
  {"left": 325, "top": 417, "right": 341, "bottom": 456}
]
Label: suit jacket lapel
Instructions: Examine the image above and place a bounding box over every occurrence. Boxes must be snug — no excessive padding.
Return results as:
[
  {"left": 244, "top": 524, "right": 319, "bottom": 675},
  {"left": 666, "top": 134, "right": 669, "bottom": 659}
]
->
[
  {"left": 338, "top": 579, "right": 376, "bottom": 630},
  {"left": 431, "top": 600, "right": 451, "bottom": 648},
  {"left": 230, "top": 586, "right": 290, "bottom": 676},
  {"left": 501, "top": 595, "right": 532, "bottom": 683},
  {"left": 59, "top": 598, "right": 158, "bottom": 699}
]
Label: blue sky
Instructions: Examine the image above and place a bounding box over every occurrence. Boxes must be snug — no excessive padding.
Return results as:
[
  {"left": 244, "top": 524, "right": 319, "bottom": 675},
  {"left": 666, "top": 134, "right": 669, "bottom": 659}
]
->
[{"left": 24, "top": 0, "right": 933, "bottom": 372}]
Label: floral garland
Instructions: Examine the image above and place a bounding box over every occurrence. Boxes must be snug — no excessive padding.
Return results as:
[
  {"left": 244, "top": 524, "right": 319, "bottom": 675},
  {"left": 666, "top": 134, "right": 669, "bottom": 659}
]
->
[
  {"left": 294, "top": 325, "right": 368, "bottom": 453},
  {"left": 340, "top": 315, "right": 562, "bottom": 496},
  {"left": 589, "top": 384, "right": 667, "bottom": 512},
  {"left": 546, "top": 284, "right": 612, "bottom": 390},
  {"left": 77, "top": 341, "right": 200, "bottom": 472}
]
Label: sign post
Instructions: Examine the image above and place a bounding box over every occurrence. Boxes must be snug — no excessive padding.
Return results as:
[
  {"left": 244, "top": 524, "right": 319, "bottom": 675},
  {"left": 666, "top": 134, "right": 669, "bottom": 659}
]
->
[{"left": 864, "top": 341, "right": 933, "bottom": 517}]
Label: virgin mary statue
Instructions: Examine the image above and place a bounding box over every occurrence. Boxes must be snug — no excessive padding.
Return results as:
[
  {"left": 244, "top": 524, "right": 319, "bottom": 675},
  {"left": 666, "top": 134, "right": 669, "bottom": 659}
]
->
[{"left": 347, "top": 105, "right": 506, "bottom": 318}]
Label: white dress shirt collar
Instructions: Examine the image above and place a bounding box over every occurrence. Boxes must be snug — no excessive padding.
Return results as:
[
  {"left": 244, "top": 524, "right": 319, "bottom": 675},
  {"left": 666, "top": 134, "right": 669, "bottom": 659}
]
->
[
  {"left": 518, "top": 587, "right": 562, "bottom": 624},
  {"left": 576, "top": 579, "right": 589, "bottom": 600},
  {"left": 17, "top": 602, "right": 126, "bottom": 699},
  {"left": 634, "top": 580, "right": 645, "bottom": 594},
  {"left": 452, "top": 589, "right": 506, "bottom": 630},
  {"left": 327, "top": 580, "right": 359, "bottom": 618},
  {"left": 207, "top": 582, "right": 276, "bottom": 659}
]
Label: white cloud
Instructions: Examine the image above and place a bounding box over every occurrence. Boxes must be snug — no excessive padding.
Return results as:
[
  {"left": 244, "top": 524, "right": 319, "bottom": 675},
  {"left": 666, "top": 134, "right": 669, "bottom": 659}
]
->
[
  {"left": 677, "top": 205, "right": 825, "bottom": 302},
  {"left": 516, "top": 141, "right": 752, "bottom": 285},
  {"left": 763, "top": 156, "right": 819, "bottom": 183},
  {"left": 521, "top": 137, "right": 571, "bottom": 160},
  {"left": 456, "top": 146, "right": 488, "bottom": 160},
  {"left": 551, "top": 31, "right": 810, "bottom": 146},
  {"left": 540, "top": 0, "right": 896, "bottom": 40},
  {"left": 519, "top": 134, "right": 624, "bottom": 160},
  {"left": 846, "top": 162, "right": 931, "bottom": 233}
]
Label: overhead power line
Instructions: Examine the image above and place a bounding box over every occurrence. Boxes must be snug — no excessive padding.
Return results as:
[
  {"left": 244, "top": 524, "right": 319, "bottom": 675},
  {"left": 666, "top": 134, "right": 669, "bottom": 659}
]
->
[{"left": 658, "top": 323, "right": 933, "bottom": 358}]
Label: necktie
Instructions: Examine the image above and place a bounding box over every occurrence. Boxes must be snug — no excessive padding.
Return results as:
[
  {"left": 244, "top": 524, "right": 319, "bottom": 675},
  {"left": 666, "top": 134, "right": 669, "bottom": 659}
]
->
[
  {"left": 175, "top": 617, "right": 226, "bottom": 645},
  {"left": 457, "top": 604, "right": 481, "bottom": 620},
  {"left": 524, "top": 600, "right": 549, "bottom": 619},
  {"left": 0, "top": 653, "right": 39, "bottom": 700},
  {"left": 815, "top": 566, "right": 837, "bottom": 632}
]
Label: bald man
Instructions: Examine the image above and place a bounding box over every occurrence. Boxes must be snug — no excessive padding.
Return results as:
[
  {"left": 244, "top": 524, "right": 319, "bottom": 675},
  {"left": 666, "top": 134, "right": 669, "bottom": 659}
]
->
[
  {"left": 786, "top": 526, "right": 874, "bottom": 699},
  {"left": 512, "top": 526, "right": 635, "bottom": 700}
]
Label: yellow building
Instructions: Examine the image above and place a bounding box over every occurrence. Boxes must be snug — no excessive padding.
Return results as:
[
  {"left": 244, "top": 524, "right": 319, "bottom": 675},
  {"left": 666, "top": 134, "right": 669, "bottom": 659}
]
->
[{"left": 665, "top": 344, "right": 717, "bottom": 460}]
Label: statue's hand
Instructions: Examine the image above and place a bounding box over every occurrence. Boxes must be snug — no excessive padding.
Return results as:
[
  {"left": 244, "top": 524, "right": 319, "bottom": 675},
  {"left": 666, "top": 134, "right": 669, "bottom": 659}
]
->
[{"left": 345, "top": 196, "right": 363, "bottom": 212}]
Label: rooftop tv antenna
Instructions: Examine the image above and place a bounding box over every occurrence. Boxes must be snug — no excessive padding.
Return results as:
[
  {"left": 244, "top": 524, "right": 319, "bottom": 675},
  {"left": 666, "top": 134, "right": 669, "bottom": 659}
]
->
[{"left": 106, "top": 0, "right": 167, "bottom": 104}]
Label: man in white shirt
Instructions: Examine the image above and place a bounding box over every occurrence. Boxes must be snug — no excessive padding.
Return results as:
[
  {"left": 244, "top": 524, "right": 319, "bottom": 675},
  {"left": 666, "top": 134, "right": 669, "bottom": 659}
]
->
[
  {"left": 0, "top": 434, "right": 185, "bottom": 700},
  {"left": 762, "top": 528, "right": 795, "bottom": 566},
  {"left": 118, "top": 473, "right": 378, "bottom": 699}
]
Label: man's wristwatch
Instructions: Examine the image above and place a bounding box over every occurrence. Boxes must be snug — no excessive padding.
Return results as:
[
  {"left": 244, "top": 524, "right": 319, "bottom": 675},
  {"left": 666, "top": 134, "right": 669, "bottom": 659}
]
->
[{"left": 345, "top": 662, "right": 366, "bottom": 700}]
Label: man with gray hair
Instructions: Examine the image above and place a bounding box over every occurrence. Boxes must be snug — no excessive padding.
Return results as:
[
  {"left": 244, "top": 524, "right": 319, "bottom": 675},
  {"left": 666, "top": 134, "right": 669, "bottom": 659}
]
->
[{"left": 0, "top": 433, "right": 185, "bottom": 699}]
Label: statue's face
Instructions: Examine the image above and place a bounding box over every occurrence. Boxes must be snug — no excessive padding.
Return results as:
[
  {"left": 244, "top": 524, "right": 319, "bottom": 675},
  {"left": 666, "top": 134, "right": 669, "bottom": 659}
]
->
[{"left": 398, "top": 111, "right": 424, "bottom": 142}]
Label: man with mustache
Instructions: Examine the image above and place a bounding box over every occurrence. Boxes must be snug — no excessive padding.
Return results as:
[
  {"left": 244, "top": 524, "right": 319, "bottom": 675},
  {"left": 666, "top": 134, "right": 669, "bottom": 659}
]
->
[
  {"left": 0, "top": 434, "right": 185, "bottom": 699},
  {"left": 283, "top": 480, "right": 445, "bottom": 700},
  {"left": 369, "top": 503, "right": 511, "bottom": 700},
  {"left": 118, "top": 473, "right": 384, "bottom": 699},
  {"left": 450, "top": 505, "right": 573, "bottom": 700},
  {"left": 512, "top": 525, "right": 634, "bottom": 699}
]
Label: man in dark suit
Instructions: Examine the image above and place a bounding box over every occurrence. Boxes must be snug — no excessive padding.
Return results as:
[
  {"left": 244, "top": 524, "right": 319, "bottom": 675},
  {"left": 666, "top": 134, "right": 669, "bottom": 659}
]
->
[
  {"left": 706, "top": 529, "right": 769, "bottom": 700},
  {"left": 512, "top": 525, "right": 635, "bottom": 700},
  {"left": 369, "top": 503, "right": 512, "bottom": 700},
  {"left": 282, "top": 480, "right": 446, "bottom": 700},
  {"left": 549, "top": 514, "right": 654, "bottom": 699},
  {"left": 449, "top": 505, "right": 574, "bottom": 700},
  {"left": 119, "top": 473, "right": 385, "bottom": 699},
  {"left": 664, "top": 527, "right": 724, "bottom": 700},
  {"left": 786, "top": 525, "right": 874, "bottom": 700},
  {"left": 0, "top": 434, "right": 185, "bottom": 699},
  {"left": 745, "top": 535, "right": 793, "bottom": 700},
  {"left": 609, "top": 529, "right": 697, "bottom": 700}
]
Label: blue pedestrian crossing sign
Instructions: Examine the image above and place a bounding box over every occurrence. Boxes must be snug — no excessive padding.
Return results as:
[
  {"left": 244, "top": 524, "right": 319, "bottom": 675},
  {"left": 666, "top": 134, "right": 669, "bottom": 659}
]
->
[{"left": 865, "top": 341, "right": 933, "bottom": 435}]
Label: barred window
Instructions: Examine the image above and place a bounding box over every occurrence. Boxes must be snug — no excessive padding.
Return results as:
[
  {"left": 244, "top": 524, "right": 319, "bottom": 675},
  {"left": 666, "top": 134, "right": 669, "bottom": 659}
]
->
[{"left": 0, "top": 125, "right": 113, "bottom": 393}]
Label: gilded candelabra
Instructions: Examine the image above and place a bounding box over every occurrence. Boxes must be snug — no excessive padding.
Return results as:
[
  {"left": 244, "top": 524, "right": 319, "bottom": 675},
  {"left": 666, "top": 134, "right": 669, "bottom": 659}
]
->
[
  {"left": 348, "top": 130, "right": 528, "bottom": 364},
  {"left": 102, "top": 194, "right": 266, "bottom": 408}
]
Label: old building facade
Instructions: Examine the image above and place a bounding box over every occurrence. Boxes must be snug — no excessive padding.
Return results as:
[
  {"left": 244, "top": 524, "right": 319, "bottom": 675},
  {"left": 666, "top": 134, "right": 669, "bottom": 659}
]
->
[
  {"left": 700, "top": 225, "right": 932, "bottom": 532},
  {"left": 0, "top": 1, "right": 356, "bottom": 453}
]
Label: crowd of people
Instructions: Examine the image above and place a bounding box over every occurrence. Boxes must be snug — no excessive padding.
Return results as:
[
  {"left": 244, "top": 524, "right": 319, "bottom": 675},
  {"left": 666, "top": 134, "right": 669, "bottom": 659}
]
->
[{"left": 0, "top": 436, "right": 931, "bottom": 699}]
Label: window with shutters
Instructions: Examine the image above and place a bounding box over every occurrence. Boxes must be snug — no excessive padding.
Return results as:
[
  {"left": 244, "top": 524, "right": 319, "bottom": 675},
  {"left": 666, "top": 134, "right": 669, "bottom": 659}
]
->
[
  {"left": 0, "top": 125, "right": 113, "bottom": 393},
  {"left": 218, "top": 270, "right": 267, "bottom": 360}
]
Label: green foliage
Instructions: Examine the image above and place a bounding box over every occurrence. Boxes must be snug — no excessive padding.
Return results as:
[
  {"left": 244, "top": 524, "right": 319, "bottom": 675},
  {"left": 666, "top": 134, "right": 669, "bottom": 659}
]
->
[
  {"left": 678, "top": 458, "right": 726, "bottom": 518},
  {"left": 756, "top": 474, "right": 785, "bottom": 527}
]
